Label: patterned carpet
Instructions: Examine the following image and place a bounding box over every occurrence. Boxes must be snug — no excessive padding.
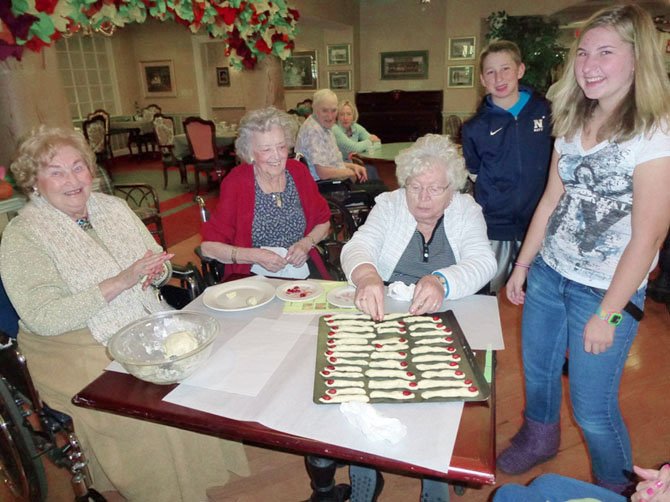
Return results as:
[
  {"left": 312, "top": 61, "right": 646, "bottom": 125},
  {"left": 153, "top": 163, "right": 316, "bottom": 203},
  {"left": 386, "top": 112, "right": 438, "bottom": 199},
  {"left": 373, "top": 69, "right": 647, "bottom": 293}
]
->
[{"left": 108, "top": 157, "right": 218, "bottom": 247}]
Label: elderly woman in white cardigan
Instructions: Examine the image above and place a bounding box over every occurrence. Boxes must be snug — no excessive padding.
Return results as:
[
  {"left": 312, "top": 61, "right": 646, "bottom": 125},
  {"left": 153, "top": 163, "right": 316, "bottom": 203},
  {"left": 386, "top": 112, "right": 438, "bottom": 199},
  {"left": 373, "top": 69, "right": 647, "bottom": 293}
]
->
[
  {"left": 340, "top": 133, "right": 495, "bottom": 502},
  {"left": 341, "top": 133, "right": 496, "bottom": 322}
]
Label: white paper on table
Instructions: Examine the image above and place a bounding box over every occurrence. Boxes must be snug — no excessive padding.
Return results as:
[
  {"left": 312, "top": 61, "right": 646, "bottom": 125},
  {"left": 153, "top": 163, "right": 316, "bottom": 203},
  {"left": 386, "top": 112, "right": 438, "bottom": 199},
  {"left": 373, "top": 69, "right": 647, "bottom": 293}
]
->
[
  {"left": 161, "top": 290, "right": 502, "bottom": 473},
  {"left": 165, "top": 334, "right": 464, "bottom": 474},
  {"left": 443, "top": 295, "right": 504, "bottom": 350},
  {"left": 250, "top": 246, "right": 309, "bottom": 279},
  {"left": 181, "top": 317, "right": 310, "bottom": 396}
]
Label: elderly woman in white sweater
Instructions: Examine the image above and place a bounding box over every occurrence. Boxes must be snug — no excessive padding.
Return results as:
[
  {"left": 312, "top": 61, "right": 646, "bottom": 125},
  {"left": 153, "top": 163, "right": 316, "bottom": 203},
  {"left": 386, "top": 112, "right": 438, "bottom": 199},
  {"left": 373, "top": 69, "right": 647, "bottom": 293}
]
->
[
  {"left": 341, "top": 133, "right": 495, "bottom": 502},
  {"left": 341, "top": 133, "right": 496, "bottom": 322}
]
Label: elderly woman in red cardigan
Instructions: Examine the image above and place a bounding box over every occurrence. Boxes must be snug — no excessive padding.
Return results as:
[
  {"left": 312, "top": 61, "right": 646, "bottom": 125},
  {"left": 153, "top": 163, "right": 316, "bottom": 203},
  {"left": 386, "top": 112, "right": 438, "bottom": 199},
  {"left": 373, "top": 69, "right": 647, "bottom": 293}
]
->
[{"left": 200, "top": 106, "right": 331, "bottom": 280}]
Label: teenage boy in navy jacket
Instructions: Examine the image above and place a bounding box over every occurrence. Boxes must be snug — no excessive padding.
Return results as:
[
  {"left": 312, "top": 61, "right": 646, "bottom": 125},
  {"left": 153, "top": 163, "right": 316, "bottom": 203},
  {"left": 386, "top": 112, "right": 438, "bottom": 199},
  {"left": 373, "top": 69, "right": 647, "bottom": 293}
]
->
[{"left": 462, "top": 40, "right": 553, "bottom": 293}]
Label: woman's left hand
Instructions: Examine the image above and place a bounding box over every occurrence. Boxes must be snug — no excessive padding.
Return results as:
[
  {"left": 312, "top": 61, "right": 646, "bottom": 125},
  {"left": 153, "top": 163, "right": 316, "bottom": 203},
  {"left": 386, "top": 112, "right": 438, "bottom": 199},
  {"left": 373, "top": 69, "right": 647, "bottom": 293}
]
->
[
  {"left": 286, "top": 238, "right": 311, "bottom": 267},
  {"left": 631, "top": 464, "right": 670, "bottom": 501},
  {"left": 410, "top": 275, "right": 445, "bottom": 315},
  {"left": 346, "top": 162, "right": 368, "bottom": 183},
  {"left": 583, "top": 315, "right": 615, "bottom": 354}
]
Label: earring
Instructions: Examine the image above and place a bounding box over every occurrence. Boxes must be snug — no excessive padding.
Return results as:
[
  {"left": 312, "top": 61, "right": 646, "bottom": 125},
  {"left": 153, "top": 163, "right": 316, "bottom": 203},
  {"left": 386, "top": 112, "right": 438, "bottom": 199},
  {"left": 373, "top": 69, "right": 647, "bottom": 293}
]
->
[{"left": 32, "top": 186, "right": 40, "bottom": 196}]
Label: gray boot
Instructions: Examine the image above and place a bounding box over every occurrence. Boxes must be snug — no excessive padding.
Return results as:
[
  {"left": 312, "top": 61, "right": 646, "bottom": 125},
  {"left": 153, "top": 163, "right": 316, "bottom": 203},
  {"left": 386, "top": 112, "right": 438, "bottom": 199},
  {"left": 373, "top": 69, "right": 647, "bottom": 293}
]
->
[{"left": 496, "top": 418, "right": 560, "bottom": 475}]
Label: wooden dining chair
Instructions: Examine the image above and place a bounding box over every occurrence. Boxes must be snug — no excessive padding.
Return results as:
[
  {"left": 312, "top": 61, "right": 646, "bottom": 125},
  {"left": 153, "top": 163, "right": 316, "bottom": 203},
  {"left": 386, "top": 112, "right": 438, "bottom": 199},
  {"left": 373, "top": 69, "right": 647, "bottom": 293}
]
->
[
  {"left": 82, "top": 115, "right": 108, "bottom": 167},
  {"left": 153, "top": 114, "right": 187, "bottom": 188},
  {"left": 87, "top": 109, "right": 113, "bottom": 159},
  {"left": 183, "top": 117, "right": 229, "bottom": 195},
  {"left": 128, "top": 104, "right": 162, "bottom": 156}
]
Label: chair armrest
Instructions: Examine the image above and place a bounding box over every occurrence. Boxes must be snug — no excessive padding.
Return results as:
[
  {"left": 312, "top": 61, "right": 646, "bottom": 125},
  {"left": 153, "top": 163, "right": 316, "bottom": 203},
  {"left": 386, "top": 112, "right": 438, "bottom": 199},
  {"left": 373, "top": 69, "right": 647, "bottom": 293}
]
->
[{"left": 113, "top": 183, "right": 161, "bottom": 212}]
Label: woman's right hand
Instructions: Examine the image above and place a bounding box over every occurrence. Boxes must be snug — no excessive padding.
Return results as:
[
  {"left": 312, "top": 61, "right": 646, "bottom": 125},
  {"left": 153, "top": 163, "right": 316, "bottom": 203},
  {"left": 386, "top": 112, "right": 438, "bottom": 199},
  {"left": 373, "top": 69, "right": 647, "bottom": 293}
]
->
[
  {"left": 253, "top": 248, "right": 288, "bottom": 273},
  {"left": 120, "top": 250, "right": 173, "bottom": 290},
  {"left": 100, "top": 250, "right": 173, "bottom": 302},
  {"left": 353, "top": 267, "right": 385, "bottom": 321},
  {"left": 506, "top": 266, "right": 528, "bottom": 305}
]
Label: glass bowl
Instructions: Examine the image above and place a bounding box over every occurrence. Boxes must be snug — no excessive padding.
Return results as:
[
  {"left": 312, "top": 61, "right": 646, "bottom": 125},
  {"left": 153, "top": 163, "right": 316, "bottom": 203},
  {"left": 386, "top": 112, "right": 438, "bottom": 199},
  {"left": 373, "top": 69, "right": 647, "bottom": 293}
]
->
[{"left": 107, "top": 311, "right": 219, "bottom": 384}]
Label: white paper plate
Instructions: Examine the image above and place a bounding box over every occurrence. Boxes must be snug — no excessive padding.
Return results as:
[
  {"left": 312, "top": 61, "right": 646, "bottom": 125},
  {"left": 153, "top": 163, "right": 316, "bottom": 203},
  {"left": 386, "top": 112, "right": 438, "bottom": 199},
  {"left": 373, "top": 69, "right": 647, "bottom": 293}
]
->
[
  {"left": 326, "top": 285, "right": 357, "bottom": 308},
  {"left": 202, "top": 281, "right": 275, "bottom": 312},
  {"left": 276, "top": 281, "right": 324, "bottom": 302}
]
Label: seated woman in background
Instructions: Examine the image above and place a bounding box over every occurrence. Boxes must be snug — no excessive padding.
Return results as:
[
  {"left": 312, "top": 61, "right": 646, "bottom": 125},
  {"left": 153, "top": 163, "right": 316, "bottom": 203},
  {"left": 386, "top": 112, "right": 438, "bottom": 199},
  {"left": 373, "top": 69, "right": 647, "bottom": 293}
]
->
[
  {"left": 494, "top": 463, "right": 670, "bottom": 502},
  {"left": 200, "top": 106, "right": 331, "bottom": 280},
  {"left": 332, "top": 99, "right": 382, "bottom": 181},
  {"left": 0, "top": 126, "right": 249, "bottom": 501},
  {"left": 295, "top": 89, "right": 368, "bottom": 183},
  {"left": 339, "top": 134, "right": 496, "bottom": 502},
  {"left": 295, "top": 89, "right": 387, "bottom": 199}
]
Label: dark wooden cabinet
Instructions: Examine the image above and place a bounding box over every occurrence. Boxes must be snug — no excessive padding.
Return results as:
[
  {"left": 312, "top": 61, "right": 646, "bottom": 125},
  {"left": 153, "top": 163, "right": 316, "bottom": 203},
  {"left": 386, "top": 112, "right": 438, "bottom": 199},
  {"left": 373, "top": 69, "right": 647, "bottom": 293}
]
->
[{"left": 356, "top": 90, "right": 443, "bottom": 143}]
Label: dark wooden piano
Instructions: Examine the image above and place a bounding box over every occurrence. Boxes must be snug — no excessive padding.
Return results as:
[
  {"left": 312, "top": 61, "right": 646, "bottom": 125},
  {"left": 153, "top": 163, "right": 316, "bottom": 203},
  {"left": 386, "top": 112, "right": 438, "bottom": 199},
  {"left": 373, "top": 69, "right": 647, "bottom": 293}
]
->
[{"left": 356, "top": 90, "right": 443, "bottom": 143}]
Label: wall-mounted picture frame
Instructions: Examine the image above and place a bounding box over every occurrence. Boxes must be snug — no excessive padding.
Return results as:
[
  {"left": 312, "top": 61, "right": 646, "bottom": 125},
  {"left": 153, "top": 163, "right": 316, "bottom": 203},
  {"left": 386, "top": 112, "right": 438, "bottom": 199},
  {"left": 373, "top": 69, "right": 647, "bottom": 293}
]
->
[
  {"left": 140, "top": 60, "right": 176, "bottom": 97},
  {"left": 327, "top": 44, "right": 351, "bottom": 65},
  {"left": 380, "top": 50, "right": 428, "bottom": 80},
  {"left": 448, "top": 37, "right": 476, "bottom": 60},
  {"left": 282, "top": 50, "right": 318, "bottom": 90},
  {"left": 447, "top": 65, "right": 474, "bottom": 88},
  {"left": 216, "top": 67, "right": 230, "bottom": 87},
  {"left": 328, "top": 70, "right": 351, "bottom": 90}
]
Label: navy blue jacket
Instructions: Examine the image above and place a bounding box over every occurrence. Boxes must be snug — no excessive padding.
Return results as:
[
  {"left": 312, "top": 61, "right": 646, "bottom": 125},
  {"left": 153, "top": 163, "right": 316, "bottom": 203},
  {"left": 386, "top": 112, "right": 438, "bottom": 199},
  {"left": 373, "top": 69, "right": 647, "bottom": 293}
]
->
[{"left": 462, "top": 86, "right": 553, "bottom": 241}]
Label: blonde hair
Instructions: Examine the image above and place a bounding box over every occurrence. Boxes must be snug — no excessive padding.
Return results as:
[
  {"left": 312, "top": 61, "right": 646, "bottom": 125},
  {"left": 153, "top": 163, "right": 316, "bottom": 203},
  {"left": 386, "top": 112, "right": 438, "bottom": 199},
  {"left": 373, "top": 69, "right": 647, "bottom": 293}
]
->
[
  {"left": 11, "top": 126, "right": 96, "bottom": 195},
  {"left": 235, "top": 107, "right": 297, "bottom": 164},
  {"left": 479, "top": 40, "right": 522, "bottom": 73},
  {"left": 395, "top": 134, "right": 467, "bottom": 190},
  {"left": 337, "top": 100, "right": 359, "bottom": 123},
  {"left": 552, "top": 3, "right": 670, "bottom": 142}
]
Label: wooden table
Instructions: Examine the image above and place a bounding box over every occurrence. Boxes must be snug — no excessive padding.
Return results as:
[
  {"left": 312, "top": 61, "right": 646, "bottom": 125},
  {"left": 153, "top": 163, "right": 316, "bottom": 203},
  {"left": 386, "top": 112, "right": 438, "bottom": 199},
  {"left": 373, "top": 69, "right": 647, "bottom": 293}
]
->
[
  {"left": 73, "top": 354, "right": 495, "bottom": 486},
  {"left": 73, "top": 279, "right": 497, "bottom": 487},
  {"left": 356, "top": 142, "right": 413, "bottom": 190}
]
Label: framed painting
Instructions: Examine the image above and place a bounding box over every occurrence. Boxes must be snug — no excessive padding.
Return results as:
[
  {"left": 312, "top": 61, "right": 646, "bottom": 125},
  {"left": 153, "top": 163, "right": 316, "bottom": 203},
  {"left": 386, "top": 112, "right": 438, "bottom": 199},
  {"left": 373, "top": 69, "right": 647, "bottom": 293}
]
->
[
  {"left": 140, "top": 60, "right": 176, "bottom": 97},
  {"left": 328, "top": 70, "right": 351, "bottom": 90},
  {"left": 327, "top": 44, "right": 351, "bottom": 65},
  {"left": 282, "top": 50, "right": 318, "bottom": 90},
  {"left": 448, "top": 37, "right": 477, "bottom": 60},
  {"left": 447, "top": 65, "right": 474, "bottom": 88},
  {"left": 216, "top": 67, "right": 230, "bottom": 87},
  {"left": 380, "top": 51, "right": 428, "bottom": 80}
]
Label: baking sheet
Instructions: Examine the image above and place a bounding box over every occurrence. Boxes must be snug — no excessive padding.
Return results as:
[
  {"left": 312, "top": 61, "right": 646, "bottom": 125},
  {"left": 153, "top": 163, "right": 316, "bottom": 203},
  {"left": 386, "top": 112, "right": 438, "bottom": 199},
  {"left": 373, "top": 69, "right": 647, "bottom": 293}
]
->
[{"left": 313, "top": 311, "right": 490, "bottom": 404}]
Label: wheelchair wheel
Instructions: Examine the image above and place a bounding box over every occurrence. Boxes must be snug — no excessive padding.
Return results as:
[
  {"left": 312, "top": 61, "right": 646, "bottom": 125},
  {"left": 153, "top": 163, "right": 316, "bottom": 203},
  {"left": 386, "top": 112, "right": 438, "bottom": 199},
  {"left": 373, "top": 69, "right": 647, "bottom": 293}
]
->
[{"left": 0, "top": 377, "right": 48, "bottom": 501}]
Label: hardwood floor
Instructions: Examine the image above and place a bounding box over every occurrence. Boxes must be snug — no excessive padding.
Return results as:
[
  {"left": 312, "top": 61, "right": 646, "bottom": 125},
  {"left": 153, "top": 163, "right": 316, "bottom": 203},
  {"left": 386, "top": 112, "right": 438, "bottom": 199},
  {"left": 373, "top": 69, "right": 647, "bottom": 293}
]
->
[{"left": 10, "top": 234, "right": 670, "bottom": 501}]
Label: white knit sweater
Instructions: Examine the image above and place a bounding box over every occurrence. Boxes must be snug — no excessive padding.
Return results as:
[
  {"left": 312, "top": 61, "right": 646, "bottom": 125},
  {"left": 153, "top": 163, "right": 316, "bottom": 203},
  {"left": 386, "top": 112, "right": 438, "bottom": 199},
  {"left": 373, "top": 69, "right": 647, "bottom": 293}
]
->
[
  {"left": 341, "top": 190, "right": 496, "bottom": 299},
  {"left": 1, "top": 192, "right": 166, "bottom": 344}
]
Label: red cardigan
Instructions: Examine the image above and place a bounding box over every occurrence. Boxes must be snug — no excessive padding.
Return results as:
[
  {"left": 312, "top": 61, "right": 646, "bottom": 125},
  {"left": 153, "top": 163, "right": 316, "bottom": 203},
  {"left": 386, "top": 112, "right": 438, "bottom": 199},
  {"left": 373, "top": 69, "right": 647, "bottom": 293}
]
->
[{"left": 201, "top": 159, "right": 331, "bottom": 278}]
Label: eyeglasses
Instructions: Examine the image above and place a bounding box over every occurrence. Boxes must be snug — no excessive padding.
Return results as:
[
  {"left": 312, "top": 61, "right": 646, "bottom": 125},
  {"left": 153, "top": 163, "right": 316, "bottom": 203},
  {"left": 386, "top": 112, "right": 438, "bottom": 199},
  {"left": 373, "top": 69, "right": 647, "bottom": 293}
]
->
[{"left": 405, "top": 184, "right": 450, "bottom": 197}]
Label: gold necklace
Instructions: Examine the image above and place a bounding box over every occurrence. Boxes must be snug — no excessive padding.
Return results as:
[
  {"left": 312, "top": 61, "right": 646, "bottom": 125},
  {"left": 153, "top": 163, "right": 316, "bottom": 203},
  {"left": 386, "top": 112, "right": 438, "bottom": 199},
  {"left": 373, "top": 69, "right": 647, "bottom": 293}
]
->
[{"left": 255, "top": 166, "right": 285, "bottom": 208}]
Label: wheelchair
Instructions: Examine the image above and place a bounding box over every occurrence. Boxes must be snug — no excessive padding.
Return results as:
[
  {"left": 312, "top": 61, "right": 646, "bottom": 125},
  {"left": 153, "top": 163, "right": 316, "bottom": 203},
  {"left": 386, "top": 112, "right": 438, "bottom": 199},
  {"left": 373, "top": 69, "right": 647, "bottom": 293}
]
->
[
  {"left": 0, "top": 331, "right": 105, "bottom": 501},
  {"left": 0, "top": 265, "right": 203, "bottom": 501}
]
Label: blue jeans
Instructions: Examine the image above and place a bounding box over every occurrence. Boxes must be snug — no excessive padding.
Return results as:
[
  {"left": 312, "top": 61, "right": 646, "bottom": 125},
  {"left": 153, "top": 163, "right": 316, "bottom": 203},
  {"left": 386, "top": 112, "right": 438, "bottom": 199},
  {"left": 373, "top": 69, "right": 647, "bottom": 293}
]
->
[
  {"left": 493, "top": 473, "right": 626, "bottom": 502},
  {"left": 521, "top": 257, "right": 644, "bottom": 484}
]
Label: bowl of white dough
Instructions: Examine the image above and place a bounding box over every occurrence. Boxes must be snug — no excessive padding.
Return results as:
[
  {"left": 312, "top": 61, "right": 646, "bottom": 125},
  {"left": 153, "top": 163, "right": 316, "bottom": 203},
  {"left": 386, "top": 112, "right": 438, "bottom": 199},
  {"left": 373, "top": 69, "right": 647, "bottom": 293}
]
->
[{"left": 108, "top": 311, "right": 219, "bottom": 384}]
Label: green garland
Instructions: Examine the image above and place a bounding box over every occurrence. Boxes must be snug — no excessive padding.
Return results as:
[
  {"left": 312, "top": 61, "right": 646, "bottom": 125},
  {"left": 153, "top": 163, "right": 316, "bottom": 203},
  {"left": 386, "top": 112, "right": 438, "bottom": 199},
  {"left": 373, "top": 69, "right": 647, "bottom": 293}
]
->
[{"left": 0, "top": 0, "right": 299, "bottom": 69}]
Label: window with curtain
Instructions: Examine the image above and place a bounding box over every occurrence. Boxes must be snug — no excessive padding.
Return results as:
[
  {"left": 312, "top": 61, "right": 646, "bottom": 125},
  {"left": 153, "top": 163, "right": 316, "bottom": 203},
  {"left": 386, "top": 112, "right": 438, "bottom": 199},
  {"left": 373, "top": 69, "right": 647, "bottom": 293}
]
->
[{"left": 55, "top": 35, "right": 117, "bottom": 120}]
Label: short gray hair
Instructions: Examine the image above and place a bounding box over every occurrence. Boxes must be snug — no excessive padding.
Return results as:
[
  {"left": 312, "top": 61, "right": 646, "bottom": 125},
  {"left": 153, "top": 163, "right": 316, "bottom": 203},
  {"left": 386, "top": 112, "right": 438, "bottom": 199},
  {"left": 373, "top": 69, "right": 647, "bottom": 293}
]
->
[
  {"left": 395, "top": 134, "right": 467, "bottom": 190},
  {"left": 234, "top": 107, "right": 298, "bottom": 164},
  {"left": 312, "top": 89, "right": 338, "bottom": 109}
]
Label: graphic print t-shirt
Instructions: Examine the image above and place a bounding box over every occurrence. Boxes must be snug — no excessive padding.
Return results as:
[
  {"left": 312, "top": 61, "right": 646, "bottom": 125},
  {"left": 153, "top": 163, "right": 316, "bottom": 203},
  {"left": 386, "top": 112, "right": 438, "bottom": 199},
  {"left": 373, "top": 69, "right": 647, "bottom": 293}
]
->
[{"left": 541, "top": 126, "right": 670, "bottom": 289}]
